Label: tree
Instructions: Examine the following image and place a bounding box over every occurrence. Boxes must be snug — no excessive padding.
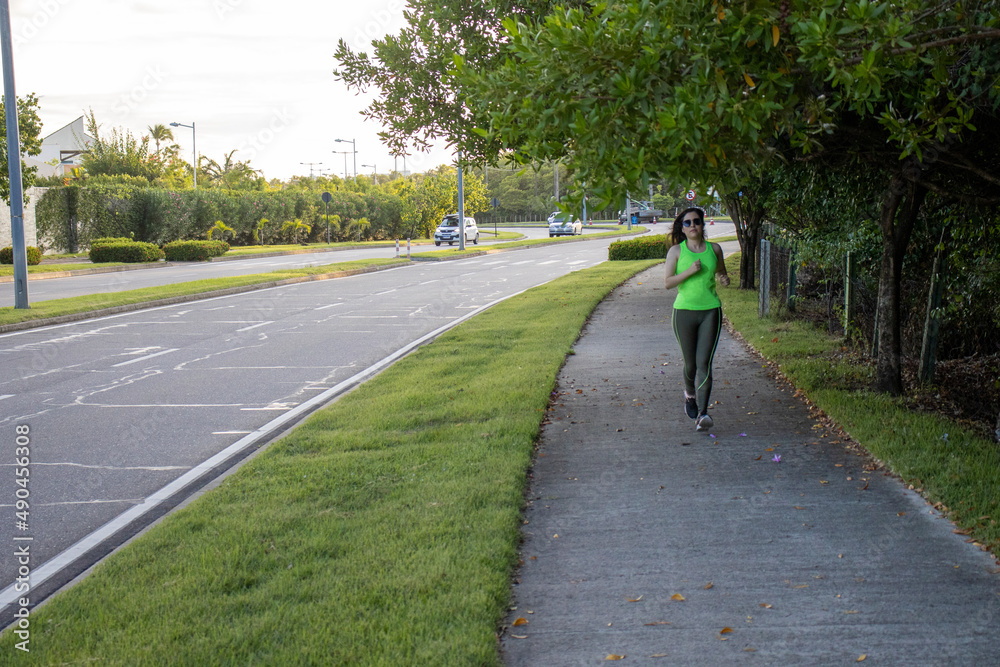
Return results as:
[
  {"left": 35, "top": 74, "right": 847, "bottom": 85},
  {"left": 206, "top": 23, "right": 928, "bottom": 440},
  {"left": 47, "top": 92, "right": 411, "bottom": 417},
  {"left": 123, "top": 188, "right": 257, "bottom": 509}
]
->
[
  {"left": 201, "top": 150, "right": 262, "bottom": 190},
  {"left": 0, "top": 92, "right": 43, "bottom": 203},
  {"left": 333, "top": 0, "right": 586, "bottom": 160},
  {"left": 147, "top": 124, "right": 173, "bottom": 154},
  {"left": 80, "top": 110, "right": 164, "bottom": 182},
  {"left": 453, "top": 0, "right": 1000, "bottom": 395}
]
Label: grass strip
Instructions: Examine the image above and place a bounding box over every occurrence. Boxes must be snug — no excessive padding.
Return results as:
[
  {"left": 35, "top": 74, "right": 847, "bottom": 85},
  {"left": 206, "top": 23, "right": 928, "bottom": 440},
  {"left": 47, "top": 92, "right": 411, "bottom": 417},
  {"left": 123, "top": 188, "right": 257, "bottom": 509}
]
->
[
  {"left": 0, "top": 258, "right": 408, "bottom": 327},
  {"left": 719, "top": 254, "right": 1000, "bottom": 551},
  {"left": 1, "top": 259, "right": 658, "bottom": 665},
  {"left": 0, "top": 262, "right": 130, "bottom": 276}
]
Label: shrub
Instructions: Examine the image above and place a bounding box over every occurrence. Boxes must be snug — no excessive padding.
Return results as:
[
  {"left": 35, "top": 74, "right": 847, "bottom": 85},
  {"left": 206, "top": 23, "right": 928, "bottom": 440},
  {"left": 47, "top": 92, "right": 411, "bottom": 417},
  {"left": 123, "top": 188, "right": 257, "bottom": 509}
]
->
[
  {"left": 91, "top": 237, "right": 133, "bottom": 246},
  {"left": 0, "top": 246, "right": 42, "bottom": 265},
  {"left": 162, "top": 240, "right": 230, "bottom": 262},
  {"left": 608, "top": 234, "right": 670, "bottom": 261},
  {"left": 89, "top": 241, "right": 164, "bottom": 263}
]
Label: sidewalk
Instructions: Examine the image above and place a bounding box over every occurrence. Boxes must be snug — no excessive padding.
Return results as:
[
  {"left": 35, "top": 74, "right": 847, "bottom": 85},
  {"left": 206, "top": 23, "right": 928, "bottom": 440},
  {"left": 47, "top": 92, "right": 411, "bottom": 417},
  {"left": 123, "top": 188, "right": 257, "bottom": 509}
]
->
[{"left": 501, "top": 265, "right": 1000, "bottom": 666}]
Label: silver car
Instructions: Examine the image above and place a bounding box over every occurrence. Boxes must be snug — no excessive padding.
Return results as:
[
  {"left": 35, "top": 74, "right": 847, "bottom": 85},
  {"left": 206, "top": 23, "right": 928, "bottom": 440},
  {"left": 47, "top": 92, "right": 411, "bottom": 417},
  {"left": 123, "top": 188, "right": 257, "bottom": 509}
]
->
[
  {"left": 548, "top": 212, "right": 582, "bottom": 237},
  {"left": 434, "top": 214, "right": 479, "bottom": 246}
]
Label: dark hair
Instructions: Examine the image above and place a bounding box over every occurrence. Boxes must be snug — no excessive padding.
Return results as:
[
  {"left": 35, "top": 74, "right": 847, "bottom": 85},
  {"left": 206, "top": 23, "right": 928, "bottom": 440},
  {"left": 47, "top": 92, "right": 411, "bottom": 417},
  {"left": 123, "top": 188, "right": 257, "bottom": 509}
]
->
[{"left": 671, "top": 207, "right": 705, "bottom": 246}]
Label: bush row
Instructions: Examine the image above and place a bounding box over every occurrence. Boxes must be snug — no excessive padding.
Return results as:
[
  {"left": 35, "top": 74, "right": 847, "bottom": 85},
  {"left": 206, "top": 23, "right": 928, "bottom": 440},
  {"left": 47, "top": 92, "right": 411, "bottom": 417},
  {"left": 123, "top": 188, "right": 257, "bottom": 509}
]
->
[
  {"left": 89, "top": 241, "right": 164, "bottom": 263},
  {"left": 0, "top": 246, "right": 42, "bottom": 265},
  {"left": 36, "top": 184, "right": 410, "bottom": 252},
  {"left": 163, "top": 240, "right": 230, "bottom": 261},
  {"left": 608, "top": 234, "right": 670, "bottom": 261}
]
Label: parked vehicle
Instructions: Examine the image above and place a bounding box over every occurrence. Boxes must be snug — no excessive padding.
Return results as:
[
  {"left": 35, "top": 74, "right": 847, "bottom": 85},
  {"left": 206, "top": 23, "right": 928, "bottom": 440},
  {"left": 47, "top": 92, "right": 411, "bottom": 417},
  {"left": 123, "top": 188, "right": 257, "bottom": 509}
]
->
[
  {"left": 548, "top": 211, "right": 582, "bottom": 237},
  {"left": 434, "top": 214, "right": 479, "bottom": 246},
  {"left": 618, "top": 201, "right": 662, "bottom": 225}
]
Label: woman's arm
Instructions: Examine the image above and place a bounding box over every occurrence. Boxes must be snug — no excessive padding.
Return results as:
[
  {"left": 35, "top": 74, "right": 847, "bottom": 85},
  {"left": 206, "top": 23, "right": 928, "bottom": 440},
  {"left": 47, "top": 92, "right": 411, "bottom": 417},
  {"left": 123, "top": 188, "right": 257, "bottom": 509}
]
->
[
  {"left": 713, "top": 243, "right": 731, "bottom": 287},
  {"left": 665, "top": 244, "right": 700, "bottom": 290}
]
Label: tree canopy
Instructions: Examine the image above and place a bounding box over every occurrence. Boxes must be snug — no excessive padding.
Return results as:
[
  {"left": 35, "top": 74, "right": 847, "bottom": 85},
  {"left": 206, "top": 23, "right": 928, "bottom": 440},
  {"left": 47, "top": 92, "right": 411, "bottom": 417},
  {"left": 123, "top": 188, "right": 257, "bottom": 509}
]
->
[{"left": 0, "top": 92, "right": 43, "bottom": 203}]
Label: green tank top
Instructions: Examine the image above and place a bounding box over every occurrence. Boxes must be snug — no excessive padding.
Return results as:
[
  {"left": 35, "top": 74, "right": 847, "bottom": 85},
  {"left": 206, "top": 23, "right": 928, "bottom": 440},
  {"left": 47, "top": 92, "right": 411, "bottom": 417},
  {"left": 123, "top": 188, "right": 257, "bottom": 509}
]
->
[{"left": 673, "top": 241, "right": 721, "bottom": 310}]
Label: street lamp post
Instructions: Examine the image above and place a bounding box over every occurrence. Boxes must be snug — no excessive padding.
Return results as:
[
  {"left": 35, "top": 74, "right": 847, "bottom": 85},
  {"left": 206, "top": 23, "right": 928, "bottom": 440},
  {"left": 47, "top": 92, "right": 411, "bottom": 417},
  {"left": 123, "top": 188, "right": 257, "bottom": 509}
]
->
[
  {"left": 333, "top": 138, "right": 356, "bottom": 184},
  {"left": 170, "top": 121, "right": 196, "bottom": 189},
  {"left": 300, "top": 161, "right": 322, "bottom": 178},
  {"left": 361, "top": 163, "right": 377, "bottom": 185},
  {"left": 333, "top": 151, "right": 352, "bottom": 181}
]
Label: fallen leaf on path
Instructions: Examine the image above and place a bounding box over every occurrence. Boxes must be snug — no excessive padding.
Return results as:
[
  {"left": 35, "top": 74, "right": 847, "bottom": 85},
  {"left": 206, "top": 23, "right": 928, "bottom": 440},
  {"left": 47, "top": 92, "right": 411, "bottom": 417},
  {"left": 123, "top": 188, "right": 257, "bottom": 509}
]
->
[
  {"left": 755, "top": 456, "right": 762, "bottom": 460},
  {"left": 644, "top": 621, "right": 672, "bottom": 626},
  {"left": 759, "top": 603, "right": 772, "bottom": 609},
  {"left": 513, "top": 618, "right": 529, "bottom": 626},
  {"left": 772, "top": 455, "right": 782, "bottom": 462},
  {"left": 651, "top": 654, "right": 668, "bottom": 658},
  {"left": 720, "top": 627, "right": 733, "bottom": 634},
  {"left": 857, "top": 655, "right": 867, "bottom": 662},
  {"left": 627, "top": 595, "right": 643, "bottom": 602},
  {"left": 606, "top": 655, "right": 626, "bottom": 661},
  {"left": 671, "top": 593, "right": 686, "bottom": 601},
  {"left": 704, "top": 582, "right": 714, "bottom": 589},
  {"left": 510, "top": 634, "right": 527, "bottom": 639}
]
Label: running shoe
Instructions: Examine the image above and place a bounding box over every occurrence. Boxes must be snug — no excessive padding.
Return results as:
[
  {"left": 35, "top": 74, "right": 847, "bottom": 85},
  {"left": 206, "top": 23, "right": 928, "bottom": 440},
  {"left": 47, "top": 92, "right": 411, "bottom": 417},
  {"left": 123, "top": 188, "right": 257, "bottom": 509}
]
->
[
  {"left": 684, "top": 396, "right": 699, "bottom": 419},
  {"left": 695, "top": 413, "right": 714, "bottom": 431}
]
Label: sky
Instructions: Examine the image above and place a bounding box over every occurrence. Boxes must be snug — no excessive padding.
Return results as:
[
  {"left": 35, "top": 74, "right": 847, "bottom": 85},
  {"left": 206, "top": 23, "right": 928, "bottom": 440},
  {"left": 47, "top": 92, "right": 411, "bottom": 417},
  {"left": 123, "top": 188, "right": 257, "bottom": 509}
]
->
[{"left": 9, "top": 0, "right": 457, "bottom": 181}]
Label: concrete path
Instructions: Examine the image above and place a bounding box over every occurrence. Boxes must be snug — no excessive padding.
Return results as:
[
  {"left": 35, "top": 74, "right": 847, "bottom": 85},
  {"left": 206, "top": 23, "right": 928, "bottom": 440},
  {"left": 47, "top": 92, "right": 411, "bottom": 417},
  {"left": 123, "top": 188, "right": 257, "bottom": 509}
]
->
[{"left": 501, "top": 265, "right": 1000, "bottom": 666}]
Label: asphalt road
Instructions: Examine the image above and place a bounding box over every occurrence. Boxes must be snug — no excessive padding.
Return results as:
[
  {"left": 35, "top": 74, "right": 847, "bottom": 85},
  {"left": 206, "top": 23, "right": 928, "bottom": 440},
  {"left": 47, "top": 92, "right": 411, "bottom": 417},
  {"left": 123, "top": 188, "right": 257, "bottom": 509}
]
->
[
  {"left": 0, "top": 235, "right": 623, "bottom": 622},
  {"left": 0, "top": 225, "right": 612, "bottom": 307}
]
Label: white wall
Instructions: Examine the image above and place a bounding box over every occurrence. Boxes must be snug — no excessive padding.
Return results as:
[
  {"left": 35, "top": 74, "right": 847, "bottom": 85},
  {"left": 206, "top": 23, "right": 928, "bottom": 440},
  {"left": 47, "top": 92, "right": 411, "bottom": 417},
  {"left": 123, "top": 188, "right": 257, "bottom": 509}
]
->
[{"left": 0, "top": 187, "right": 47, "bottom": 250}]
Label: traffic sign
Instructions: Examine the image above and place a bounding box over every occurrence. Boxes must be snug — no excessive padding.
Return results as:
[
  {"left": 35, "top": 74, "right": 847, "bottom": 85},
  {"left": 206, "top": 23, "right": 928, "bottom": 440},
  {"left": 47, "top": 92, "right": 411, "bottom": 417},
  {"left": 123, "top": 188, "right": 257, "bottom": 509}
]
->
[{"left": 686, "top": 190, "right": 696, "bottom": 201}]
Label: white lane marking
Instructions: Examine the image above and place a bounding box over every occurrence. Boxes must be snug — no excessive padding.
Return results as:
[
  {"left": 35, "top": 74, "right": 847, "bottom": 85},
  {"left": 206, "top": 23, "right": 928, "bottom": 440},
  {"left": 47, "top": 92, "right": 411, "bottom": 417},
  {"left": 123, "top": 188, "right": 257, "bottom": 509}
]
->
[
  {"left": 236, "top": 321, "right": 273, "bottom": 332},
  {"left": 0, "top": 499, "right": 146, "bottom": 508},
  {"left": 537, "top": 260, "right": 560, "bottom": 265},
  {"left": 112, "top": 349, "right": 179, "bottom": 367},
  {"left": 0, "top": 462, "right": 189, "bottom": 471},
  {"left": 340, "top": 315, "right": 398, "bottom": 319},
  {"left": 510, "top": 260, "right": 534, "bottom": 266},
  {"left": 240, "top": 407, "right": 292, "bottom": 411},
  {"left": 313, "top": 303, "right": 343, "bottom": 311},
  {"left": 567, "top": 260, "right": 589, "bottom": 265},
  {"left": 0, "top": 395, "right": 12, "bottom": 401},
  {"left": 0, "top": 265, "right": 414, "bottom": 340},
  {"left": 374, "top": 288, "right": 397, "bottom": 296},
  {"left": 418, "top": 280, "right": 440, "bottom": 285},
  {"left": 213, "top": 431, "right": 253, "bottom": 435},
  {"left": 0, "top": 284, "right": 531, "bottom": 612}
]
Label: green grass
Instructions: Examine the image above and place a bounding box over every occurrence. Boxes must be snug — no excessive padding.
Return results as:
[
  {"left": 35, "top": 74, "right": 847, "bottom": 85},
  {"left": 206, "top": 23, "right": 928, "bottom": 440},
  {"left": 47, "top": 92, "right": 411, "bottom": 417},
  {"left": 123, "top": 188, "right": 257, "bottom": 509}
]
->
[
  {"left": 0, "top": 262, "right": 129, "bottom": 275},
  {"left": 1, "top": 259, "right": 659, "bottom": 665},
  {"left": 719, "top": 253, "right": 1000, "bottom": 551},
  {"left": 0, "top": 258, "right": 408, "bottom": 327}
]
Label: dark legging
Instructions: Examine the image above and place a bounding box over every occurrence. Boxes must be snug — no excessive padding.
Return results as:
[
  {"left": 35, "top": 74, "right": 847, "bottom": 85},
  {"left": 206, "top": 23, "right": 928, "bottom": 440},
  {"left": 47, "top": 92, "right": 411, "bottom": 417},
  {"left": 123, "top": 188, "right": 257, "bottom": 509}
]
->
[{"left": 671, "top": 307, "right": 722, "bottom": 415}]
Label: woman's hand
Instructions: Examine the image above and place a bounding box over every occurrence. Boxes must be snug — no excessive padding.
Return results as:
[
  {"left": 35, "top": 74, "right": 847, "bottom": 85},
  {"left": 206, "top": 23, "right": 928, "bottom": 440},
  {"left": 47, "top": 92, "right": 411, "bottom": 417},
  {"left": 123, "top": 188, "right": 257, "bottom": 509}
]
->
[
  {"left": 718, "top": 273, "right": 730, "bottom": 287},
  {"left": 687, "top": 259, "right": 702, "bottom": 275}
]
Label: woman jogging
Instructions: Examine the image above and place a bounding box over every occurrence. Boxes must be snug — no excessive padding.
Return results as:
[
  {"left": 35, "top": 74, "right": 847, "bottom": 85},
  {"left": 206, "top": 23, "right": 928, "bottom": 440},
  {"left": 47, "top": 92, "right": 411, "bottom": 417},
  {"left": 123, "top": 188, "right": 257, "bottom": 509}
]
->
[{"left": 664, "top": 207, "right": 730, "bottom": 431}]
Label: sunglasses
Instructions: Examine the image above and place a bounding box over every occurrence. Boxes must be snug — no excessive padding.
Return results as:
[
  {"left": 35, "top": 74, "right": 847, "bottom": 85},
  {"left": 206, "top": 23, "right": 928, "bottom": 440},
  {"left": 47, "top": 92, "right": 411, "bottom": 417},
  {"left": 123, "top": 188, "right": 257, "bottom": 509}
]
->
[{"left": 682, "top": 218, "right": 703, "bottom": 227}]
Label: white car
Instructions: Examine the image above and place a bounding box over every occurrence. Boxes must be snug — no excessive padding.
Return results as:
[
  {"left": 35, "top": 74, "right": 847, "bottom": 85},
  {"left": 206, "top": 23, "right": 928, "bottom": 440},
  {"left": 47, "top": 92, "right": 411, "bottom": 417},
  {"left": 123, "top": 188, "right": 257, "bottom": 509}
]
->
[
  {"left": 548, "top": 212, "right": 582, "bottom": 237},
  {"left": 434, "top": 214, "right": 479, "bottom": 246}
]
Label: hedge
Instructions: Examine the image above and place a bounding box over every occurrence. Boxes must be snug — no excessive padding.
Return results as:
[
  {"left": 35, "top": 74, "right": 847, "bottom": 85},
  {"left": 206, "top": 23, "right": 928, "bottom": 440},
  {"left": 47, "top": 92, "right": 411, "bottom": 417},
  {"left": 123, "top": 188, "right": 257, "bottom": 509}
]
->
[
  {"left": 608, "top": 234, "right": 670, "bottom": 261},
  {"left": 163, "top": 240, "right": 230, "bottom": 261},
  {"left": 89, "top": 241, "right": 164, "bottom": 263},
  {"left": 91, "top": 237, "right": 134, "bottom": 246},
  {"left": 0, "top": 246, "right": 42, "bottom": 265}
]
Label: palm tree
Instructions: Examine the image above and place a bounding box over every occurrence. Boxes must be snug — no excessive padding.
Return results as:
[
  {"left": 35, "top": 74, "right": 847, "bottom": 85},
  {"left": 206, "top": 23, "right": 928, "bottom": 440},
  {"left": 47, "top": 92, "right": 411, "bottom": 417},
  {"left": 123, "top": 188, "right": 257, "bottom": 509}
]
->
[{"left": 148, "top": 124, "right": 173, "bottom": 155}]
